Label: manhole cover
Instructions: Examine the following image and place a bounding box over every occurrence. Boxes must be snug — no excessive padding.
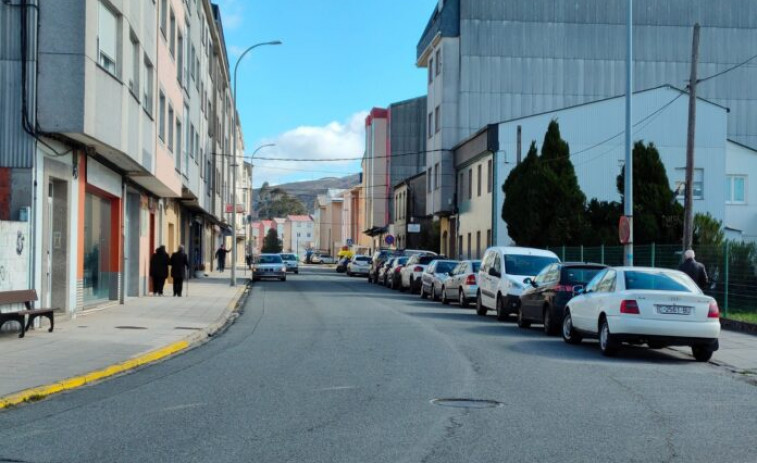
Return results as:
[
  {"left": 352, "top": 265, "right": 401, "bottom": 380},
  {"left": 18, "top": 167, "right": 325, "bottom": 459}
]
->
[
  {"left": 174, "top": 326, "right": 202, "bottom": 331},
  {"left": 114, "top": 326, "right": 148, "bottom": 330},
  {"left": 430, "top": 399, "right": 503, "bottom": 409}
]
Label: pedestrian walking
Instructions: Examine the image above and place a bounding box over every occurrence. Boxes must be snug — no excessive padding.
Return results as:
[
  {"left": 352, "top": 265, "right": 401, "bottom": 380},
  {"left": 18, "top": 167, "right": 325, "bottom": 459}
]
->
[
  {"left": 679, "top": 249, "right": 709, "bottom": 291},
  {"left": 215, "top": 244, "right": 228, "bottom": 272},
  {"left": 170, "top": 245, "right": 190, "bottom": 297},
  {"left": 149, "top": 245, "right": 170, "bottom": 296}
]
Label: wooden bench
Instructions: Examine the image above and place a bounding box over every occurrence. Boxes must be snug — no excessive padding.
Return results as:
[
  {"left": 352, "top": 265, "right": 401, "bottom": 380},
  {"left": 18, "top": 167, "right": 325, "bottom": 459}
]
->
[{"left": 0, "top": 290, "right": 57, "bottom": 338}]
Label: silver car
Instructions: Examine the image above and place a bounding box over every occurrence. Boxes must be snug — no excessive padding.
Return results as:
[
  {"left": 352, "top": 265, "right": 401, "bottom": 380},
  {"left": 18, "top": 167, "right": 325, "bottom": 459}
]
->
[
  {"left": 279, "top": 253, "right": 299, "bottom": 274},
  {"left": 252, "top": 254, "right": 287, "bottom": 282},
  {"left": 347, "top": 255, "right": 371, "bottom": 276},
  {"left": 420, "top": 260, "right": 459, "bottom": 301},
  {"left": 442, "top": 260, "right": 481, "bottom": 307}
]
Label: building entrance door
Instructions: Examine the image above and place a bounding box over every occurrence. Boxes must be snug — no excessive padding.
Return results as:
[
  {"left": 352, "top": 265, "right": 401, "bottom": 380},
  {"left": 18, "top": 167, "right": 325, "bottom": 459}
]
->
[{"left": 42, "top": 179, "right": 68, "bottom": 310}]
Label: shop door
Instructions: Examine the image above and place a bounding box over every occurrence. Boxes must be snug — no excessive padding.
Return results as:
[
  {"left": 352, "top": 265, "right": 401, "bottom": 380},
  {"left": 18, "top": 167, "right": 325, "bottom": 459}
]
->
[
  {"left": 42, "top": 179, "right": 68, "bottom": 309},
  {"left": 125, "top": 192, "right": 140, "bottom": 297}
]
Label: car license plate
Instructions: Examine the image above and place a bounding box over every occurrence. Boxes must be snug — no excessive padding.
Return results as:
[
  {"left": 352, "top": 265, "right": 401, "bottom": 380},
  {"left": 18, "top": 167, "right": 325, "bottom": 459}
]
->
[{"left": 655, "top": 304, "right": 692, "bottom": 315}]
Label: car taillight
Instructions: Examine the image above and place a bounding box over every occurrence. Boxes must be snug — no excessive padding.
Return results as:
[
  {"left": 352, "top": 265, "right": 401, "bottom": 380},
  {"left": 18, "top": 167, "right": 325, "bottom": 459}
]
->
[
  {"left": 465, "top": 274, "right": 476, "bottom": 285},
  {"left": 620, "top": 300, "right": 640, "bottom": 314},
  {"left": 414, "top": 266, "right": 424, "bottom": 272},
  {"left": 708, "top": 300, "right": 720, "bottom": 318},
  {"left": 394, "top": 266, "right": 403, "bottom": 273},
  {"left": 555, "top": 285, "right": 575, "bottom": 292}
]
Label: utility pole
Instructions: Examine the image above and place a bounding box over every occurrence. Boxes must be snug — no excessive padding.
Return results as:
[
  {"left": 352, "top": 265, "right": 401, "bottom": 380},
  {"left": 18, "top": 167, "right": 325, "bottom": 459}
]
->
[
  {"left": 623, "top": 0, "right": 634, "bottom": 266},
  {"left": 683, "top": 23, "right": 700, "bottom": 252}
]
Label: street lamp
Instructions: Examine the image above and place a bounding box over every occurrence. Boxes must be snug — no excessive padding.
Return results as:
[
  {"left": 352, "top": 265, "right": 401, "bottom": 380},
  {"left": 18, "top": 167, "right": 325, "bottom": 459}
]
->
[{"left": 230, "top": 40, "right": 282, "bottom": 287}]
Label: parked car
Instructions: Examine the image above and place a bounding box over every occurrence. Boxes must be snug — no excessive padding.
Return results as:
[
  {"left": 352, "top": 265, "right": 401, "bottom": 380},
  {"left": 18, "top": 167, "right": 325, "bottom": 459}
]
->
[
  {"left": 319, "top": 254, "right": 336, "bottom": 265},
  {"left": 378, "top": 257, "right": 398, "bottom": 286},
  {"left": 252, "top": 254, "right": 287, "bottom": 282},
  {"left": 386, "top": 257, "right": 409, "bottom": 289},
  {"left": 335, "top": 257, "right": 350, "bottom": 273},
  {"left": 441, "top": 260, "right": 481, "bottom": 307},
  {"left": 400, "top": 253, "right": 439, "bottom": 293},
  {"left": 347, "top": 255, "right": 372, "bottom": 276},
  {"left": 476, "top": 247, "right": 560, "bottom": 320},
  {"left": 279, "top": 253, "right": 300, "bottom": 274},
  {"left": 368, "top": 249, "right": 400, "bottom": 283},
  {"left": 420, "top": 259, "right": 459, "bottom": 301},
  {"left": 518, "top": 263, "right": 607, "bottom": 335},
  {"left": 562, "top": 267, "right": 721, "bottom": 361}
]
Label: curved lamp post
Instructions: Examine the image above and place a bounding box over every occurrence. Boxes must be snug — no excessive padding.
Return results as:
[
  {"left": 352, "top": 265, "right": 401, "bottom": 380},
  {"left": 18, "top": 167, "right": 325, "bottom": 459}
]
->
[{"left": 230, "top": 41, "right": 282, "bottom": 286}]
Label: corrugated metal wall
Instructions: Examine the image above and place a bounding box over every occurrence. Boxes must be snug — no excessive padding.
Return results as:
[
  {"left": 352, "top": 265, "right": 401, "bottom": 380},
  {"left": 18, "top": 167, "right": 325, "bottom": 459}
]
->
[
  {"left": 0, "top": 1, "right": 37, "bottom": 168},
  {"left": 454, "top": 0, "right": 757, "bottom": 148}
]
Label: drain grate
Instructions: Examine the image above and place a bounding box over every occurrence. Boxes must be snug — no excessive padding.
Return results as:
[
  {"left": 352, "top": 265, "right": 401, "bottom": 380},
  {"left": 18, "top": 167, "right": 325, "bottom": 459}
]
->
[
  {"left": 114, "top": 326, "right": 148, "bottom": 330},
  {"left": 430, "top": 399, "right": 503, "bottom": 409},
  {"left": 174, "top": 326, "right": 202, "bottom": 331}
]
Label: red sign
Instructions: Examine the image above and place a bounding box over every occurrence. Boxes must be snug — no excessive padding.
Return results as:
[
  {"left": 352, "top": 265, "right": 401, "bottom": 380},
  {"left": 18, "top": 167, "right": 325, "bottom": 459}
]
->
[
  {"left": 618, "top": 216, "right": 632, "bottom": 244},
  {"left": 225, "top": 204, "right": 245, "bottom": 213}
]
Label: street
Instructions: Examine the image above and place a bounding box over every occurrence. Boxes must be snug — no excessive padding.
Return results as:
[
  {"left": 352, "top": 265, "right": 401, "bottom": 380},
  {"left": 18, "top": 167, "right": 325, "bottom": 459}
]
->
[{"left": 0, "top": 267, "right": 755, "bottom": 463}]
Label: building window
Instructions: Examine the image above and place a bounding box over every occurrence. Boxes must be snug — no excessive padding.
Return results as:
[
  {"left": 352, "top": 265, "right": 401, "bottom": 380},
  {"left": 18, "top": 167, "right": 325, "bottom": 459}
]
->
[
  {"left": 177, "top": 31, "right": 184, "bottom": 84},
  {"left": 428, "top": 113, "right": 433, "bottom": 138},
  {"left": 434, "top": 163, "right": 440, "bottom": 190},
  {"left": 477, "top": 164, "right": 482, "bottom": 197},
  {"left": 459, "top": 172, "right": 464, "bottom": 203},
  {"left": 468, "top": 168, "right": 472, "bottom": 200},
  {"left": 97, "top": 2, "right": 118, "bottom": 75},
  {"left": 129, "top": 31, "right": 139, "bottom": 97},
  {"left": 427, "top": 168, "right": 432, "bottom": 193},
  {"left": 486, "top": 229, "right": 492, "bottom": 248},
  {"left": 435, "top": 49, "right": 441, "bottom": 75},
  {"left": 467, "top": 233, "right": 472, "bottom": 259},
  {"left": 428, "top": 58, "right": 433, "bottom": 84},
  {"left": 176, "top": 118, "right": 183, "bottom": 171},
  {"left": 726, "top": 175, "right": 746, "bottom": 204},
  {"left": 476, "top": 231, "right": 481, "bottom": 259},
  {"left": 160, "top": 0, "right": 167, "bottom": 37},
  {"left": 169, "top": 9, "right": 176, "bottom": 57},
  {"left": 143, "top": 57, "right": 154, "bottom": 115},
  {"left": 158, "top": 91, "right": 165, "bottom": 140},
  {"left": 487, "top": 159, "right": 493, "bottom": 193},
  {"left": 675, "top": 168, "right": 704, "bottom": 200},
  {"left": 434, "top": 106, "right": 440, "bottom": 133},
  {"left": 167, "top": 104, "right": 174, "bottom": 151}
]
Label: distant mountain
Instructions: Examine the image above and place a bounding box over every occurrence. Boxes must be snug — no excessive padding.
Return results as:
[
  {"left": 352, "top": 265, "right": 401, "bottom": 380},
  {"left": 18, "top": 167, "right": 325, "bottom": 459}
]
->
[{"left": 255, "top": 173, "right": 361, "bottom": 213}]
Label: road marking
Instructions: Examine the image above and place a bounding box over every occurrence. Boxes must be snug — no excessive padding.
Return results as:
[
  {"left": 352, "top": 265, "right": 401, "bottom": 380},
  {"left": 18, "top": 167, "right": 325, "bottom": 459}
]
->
[{"left": 316, "top": 386, "right": 357, "bottom": 391}]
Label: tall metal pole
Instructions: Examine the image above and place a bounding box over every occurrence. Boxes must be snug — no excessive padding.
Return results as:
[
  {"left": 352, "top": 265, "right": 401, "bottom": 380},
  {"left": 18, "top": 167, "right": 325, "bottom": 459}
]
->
[
  {"left": 683, "top": 24, "right": 700, "bottom": 252},
  {"left": 623, "top": 0, "right": 634, "bottom": 266},
  {"left": 230, "top": 41, "right": 281, "bottom": 286}
]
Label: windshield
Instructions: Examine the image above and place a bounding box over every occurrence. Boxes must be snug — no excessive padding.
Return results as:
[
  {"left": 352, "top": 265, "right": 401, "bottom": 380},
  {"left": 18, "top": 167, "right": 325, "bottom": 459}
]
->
[
  {"left": 561, "top": 266, "right": 605, "bottom": 285},
  {"left": 504, "top": 255, "right": 558, "bottom": 276},
  {"left": 624, "top": 270, "right": 700, "bottom": 293},
  {"left": 354, "top": 256, "right": 371, "bottom": 262},
  {"left": 257, "top": 255, "right": 283, "bottom": 264},
  {"left": 280, "top": 254, "right": 296, "bottom": 260},
  {"left": 435, "top": 261, "right": 457, "bottom": 274}
]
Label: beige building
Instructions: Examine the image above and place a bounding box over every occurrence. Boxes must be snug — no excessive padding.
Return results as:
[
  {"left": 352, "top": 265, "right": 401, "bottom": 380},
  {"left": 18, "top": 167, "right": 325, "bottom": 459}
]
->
[{"left": 315, "top": 190, "right": 345, "bottom": 255}]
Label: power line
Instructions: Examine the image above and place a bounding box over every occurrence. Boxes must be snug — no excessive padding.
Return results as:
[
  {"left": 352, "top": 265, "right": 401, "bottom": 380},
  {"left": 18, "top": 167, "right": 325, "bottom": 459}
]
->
[{"left": 696, "top": 52, "right": 757, "bottom": 85}]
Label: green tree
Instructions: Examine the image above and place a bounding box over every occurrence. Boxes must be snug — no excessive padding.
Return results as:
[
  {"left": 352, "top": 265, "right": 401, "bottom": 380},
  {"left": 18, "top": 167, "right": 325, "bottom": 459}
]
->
[
  {"left": 503, "top": 142, "right": 552, "bottom": 247},
  {"left": 693, "top": 212, "right": 725, "bottom": 247},
  {"left": 583, "top": 199, "right": 622, "bottom": 245},
  {"left": 261, "top": 228, "right": 283, "bottom": 253},
  {"left": 616, "top": 141, "right": 683, "bottom": 244}
]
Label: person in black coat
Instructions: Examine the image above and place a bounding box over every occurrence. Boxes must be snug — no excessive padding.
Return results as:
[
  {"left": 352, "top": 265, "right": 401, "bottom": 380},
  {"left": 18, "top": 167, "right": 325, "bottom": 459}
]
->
[
  {"left": 679, "top": 249, "right": 709, "bottom": 291},
  {"left": 149, "top": 245, "right": 170, "bottom": 296},
  {"left": 170, "top": 245, "right": 190, "bottom": 297}
]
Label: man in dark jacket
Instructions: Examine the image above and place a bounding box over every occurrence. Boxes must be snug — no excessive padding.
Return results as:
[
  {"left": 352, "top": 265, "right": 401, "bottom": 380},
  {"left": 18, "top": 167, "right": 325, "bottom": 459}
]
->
[
  {"left": 149, "top": 246, "right": 170, "bottom": 296},
  {"left": 170, "top": 245, "right": 190, "bottom": 297},
  {"left": 215, "top": 245, "right": 228, "bottom": 272},
  {"left": 679, "top": 249, "right": 709, "bottom": 291}
]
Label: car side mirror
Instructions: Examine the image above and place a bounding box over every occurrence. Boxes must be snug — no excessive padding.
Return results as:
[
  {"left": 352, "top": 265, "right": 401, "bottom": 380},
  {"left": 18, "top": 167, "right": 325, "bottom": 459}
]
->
[
  {"left": 488, "top": 268, "right": 500, "bottom": 278},
  {"left": 448, "top": 271, "right": 454, "bottom": 276},
  {"left": 573, "top": 285, "right": 584, "bottom": 295},
  {"left": 524, "top": 277, "right": 534, "bottom": 287}
]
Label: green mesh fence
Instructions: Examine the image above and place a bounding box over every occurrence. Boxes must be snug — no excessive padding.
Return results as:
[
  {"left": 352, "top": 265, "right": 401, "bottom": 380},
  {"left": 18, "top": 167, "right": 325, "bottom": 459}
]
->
[{"left": 546, "top": 242, "right": 757, "bottom": 318}]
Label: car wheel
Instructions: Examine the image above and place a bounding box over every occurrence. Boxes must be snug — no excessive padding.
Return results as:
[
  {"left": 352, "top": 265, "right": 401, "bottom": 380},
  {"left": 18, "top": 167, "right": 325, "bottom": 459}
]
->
[
  {"left": 280, "top": 276, "right": 287, "bottom": 282},
  {"left": 692, "top": 346, "right": 714, "bottom": 362},
  {"left": 460, "top": 290, "right": 470, "bottom": 308},
  {"left": 441, "top": 286, "right": 449, "bottom": 305},
  {"left": 347, "top": 271, "right": 353, "bottom": 277},
  {"left": 496, "top": 295, "right": 508, "bottom": 321},
  {"left": 295, "top": 270, "right": 299, "bottom": 274},
  {"left": 420, "top": 284, "right": 428, "bottom": 299},
  {"left": 410, "top": 278, "right": 416, "bottom": 293},
  {"left": 562, "top": 310, "right": 582, "bottom": 345},
  {"left": 543, "top": 306, "right": 558, "bottom": 336},
  {"left": 598, "top": 317, "right": 618, "bottom": 356},
  {"left": 431, "top": 285, "right": 440, "bottom": 301},
  {"left": 517, "top": 306, "right": 531, "bottom": 328},
  {"left": 475, "top": 292, "right": 487, "bottom": 316},
  {"left": 367, "top": 274, "right": 373, "bottom": 283}
]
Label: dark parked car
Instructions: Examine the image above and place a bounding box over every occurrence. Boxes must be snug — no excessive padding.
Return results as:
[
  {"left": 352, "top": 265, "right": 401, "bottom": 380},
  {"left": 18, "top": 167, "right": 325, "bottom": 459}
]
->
[
  {"left": 518, "top": 262, "right": 607, "bottom": 335},
  {"left": 368, "top": 249, "right": 400, "bottom": 283},
  {"left": 386, "top": 257, "right": 409, "bottom": 289}
]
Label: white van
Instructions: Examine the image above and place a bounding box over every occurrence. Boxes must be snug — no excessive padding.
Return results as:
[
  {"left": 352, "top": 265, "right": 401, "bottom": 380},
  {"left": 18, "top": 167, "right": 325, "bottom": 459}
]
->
[{"left": 476, "top": 247, "right": 560, "bottom": 320}]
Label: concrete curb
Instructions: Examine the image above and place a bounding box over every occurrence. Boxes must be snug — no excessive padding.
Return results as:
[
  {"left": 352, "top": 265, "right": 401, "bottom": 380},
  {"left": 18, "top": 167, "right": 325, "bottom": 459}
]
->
[{"left": 0, "top": 281, "right": 250, "bottom": 410}]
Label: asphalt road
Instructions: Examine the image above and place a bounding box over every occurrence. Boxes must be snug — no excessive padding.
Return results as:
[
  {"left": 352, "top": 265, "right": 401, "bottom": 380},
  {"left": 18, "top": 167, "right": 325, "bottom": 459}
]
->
[{"left": 1, "top": 266, "right": 756, "bottom": 463}]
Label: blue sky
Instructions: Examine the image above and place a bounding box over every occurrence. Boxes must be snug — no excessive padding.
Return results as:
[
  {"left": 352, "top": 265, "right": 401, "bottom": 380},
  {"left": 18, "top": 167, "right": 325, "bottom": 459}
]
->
[{"left": 214, "top": 0, "right": 438, "bottom": 187}]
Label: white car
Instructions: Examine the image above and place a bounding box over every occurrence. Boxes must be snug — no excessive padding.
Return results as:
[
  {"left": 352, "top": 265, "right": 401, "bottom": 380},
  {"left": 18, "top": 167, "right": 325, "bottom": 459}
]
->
[
  {"left": 477, "top": 247, "right": 560, "bottom": 320},
  {"left": 400, "top": 253, "right": 438, "bottom": 293},
  {"left": 441, "top": 260, "right": 481, "bottom": 307},
  {"left": 279, "top": 253, "right": 299, "bottom": 274},
  {"left": 347, "top": 255, "right": 372, "bottom": 276},
  {"left": 420, "top": 259, "right": 459, "bottom": 301},
  {"left": 562, "top": 267, "right": 721, "bottom": 361}
]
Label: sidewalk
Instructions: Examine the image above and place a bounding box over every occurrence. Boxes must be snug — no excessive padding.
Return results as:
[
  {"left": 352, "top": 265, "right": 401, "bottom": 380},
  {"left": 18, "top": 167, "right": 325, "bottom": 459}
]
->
[{"left": 0, "top": 270, "right": 249, "bottom": 407}]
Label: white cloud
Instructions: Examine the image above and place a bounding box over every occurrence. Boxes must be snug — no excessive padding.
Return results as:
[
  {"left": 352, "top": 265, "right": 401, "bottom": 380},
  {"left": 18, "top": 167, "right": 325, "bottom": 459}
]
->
[{"left": 250, "top": 111, "right": 369, "bottom": 188}]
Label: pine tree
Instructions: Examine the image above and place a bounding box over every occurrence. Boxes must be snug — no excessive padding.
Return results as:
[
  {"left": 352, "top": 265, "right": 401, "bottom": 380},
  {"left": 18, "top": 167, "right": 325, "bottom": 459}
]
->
[{"left": 261, "top": 228, "right": 283, "bottom": 253}]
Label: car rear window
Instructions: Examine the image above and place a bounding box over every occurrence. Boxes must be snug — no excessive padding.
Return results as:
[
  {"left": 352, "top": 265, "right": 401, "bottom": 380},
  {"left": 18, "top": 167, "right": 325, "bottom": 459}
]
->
[
  {"left": 397, "top": 257, "right": 408, "bottom": 265},
  {"left": 560, "top": 266, "right": 605, "bottom": 286},
  {"left": 435, "top": 261, "right": 457, "bottom": 273},
  {"left": 504, "top": 255, "right": 558, "bottom": 276},
  {"left": 355, "top": 256, "right": 371, "bottom": 262},
  {"left": 418, "top": 255, "right": 437, "bottom": 265},
  {"left": 624, "top": 270, "right": 699, "bottom": 293},
  {"left": 471, "top": 262, "right": 481, "bottom": 272},
  {"left": 257, "top": 255, "right": 283, "bottom": 264},
  {"left": 280, "top": 254, "right": 296, "bottom": 260}
]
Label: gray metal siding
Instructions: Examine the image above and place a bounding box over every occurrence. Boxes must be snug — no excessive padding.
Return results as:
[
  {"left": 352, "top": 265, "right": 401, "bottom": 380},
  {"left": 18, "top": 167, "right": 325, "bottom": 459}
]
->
[
  {"left": 0, "top": 1, "right": 37, "bottom": 168},
  {"left": 451, "top": 0, "right": 757, "bottom": 148},
  {"left": 389, "top": 96, "right": 427, "bottom": 223}
]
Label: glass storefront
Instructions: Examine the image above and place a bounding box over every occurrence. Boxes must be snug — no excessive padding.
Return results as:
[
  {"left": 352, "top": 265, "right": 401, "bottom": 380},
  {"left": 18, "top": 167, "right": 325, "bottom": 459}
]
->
[{"left": 83, "top": 191, "right": 113, "bottom": 303}]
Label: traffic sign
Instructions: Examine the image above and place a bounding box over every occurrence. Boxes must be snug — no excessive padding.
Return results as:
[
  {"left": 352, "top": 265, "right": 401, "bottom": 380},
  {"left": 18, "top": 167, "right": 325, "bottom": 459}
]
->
[
  {"left": 619, "top": 215, "right": 632, "bottom": 244},
  {"left": 385, "top": 234, "right": 395, "bottom": 245}
]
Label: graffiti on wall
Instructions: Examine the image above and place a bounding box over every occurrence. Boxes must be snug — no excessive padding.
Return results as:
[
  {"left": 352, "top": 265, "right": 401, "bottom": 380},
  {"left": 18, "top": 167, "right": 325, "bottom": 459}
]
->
[{"left": 0, "top": 221, "right": 30, "bottom": 293}]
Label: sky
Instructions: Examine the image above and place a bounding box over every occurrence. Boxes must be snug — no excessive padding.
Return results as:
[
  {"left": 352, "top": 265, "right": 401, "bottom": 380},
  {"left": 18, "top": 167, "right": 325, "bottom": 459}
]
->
[{"left": 213, "top": 0, "right": 439, "bottom": 187}]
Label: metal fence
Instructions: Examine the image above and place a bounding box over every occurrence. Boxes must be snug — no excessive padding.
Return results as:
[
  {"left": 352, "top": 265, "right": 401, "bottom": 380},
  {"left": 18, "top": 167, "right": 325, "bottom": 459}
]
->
[{"left": 546, "top": 243, "right": 757, "bottom": 318}]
